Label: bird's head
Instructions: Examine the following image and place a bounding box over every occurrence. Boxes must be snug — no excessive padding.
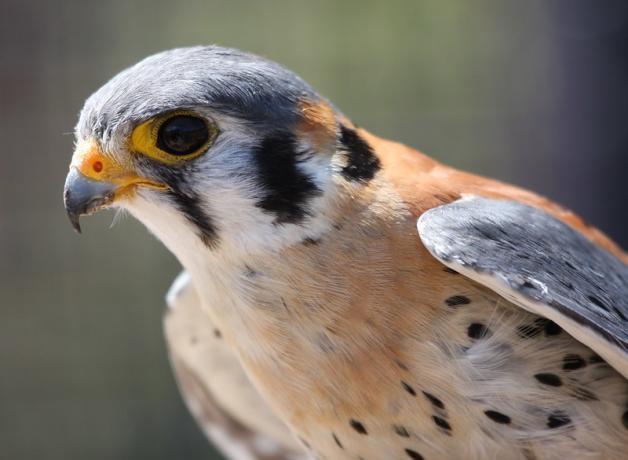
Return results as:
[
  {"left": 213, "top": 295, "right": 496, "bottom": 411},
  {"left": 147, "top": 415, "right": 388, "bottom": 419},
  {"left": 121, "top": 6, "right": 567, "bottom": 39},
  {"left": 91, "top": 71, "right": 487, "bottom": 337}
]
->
[{"left": 64, "top": 46, "right": 380, "bottom": 262}]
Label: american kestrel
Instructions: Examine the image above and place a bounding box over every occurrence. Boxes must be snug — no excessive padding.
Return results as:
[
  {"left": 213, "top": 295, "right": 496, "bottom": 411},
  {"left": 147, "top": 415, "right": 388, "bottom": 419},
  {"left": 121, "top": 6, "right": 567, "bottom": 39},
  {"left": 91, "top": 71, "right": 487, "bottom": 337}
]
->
[{"left": 63, "top": 47, "right": 628, "bottom": 460}]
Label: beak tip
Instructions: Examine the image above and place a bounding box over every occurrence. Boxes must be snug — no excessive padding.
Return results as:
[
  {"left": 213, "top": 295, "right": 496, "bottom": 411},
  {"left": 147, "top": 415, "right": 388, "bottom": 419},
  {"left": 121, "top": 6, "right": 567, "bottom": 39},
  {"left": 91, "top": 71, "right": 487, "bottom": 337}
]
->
[
  {"left": 63, "top": 186, "right": 82, "bottom": 234},
  {"left": 63, "top": 168, "right": 115, "bottom": 234},
  {"left": 69, "top": 214, "right": 82, "bottom": 234}
]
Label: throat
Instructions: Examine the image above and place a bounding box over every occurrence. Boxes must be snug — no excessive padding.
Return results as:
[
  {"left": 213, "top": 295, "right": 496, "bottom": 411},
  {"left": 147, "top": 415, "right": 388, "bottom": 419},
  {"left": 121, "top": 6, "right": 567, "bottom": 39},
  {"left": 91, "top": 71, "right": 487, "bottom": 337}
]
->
[
  {"left": 186, "top": 193, "right": 420, "bottom": 370},
  {"left": 154, "top": 178, "right": 413, "bottom": 364}
]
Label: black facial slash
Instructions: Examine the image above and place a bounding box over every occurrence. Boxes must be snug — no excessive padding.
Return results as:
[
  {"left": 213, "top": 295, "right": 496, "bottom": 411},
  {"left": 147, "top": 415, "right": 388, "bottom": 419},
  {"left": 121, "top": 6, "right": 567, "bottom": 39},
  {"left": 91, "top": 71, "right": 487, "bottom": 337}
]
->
[
  {"left": 253, "top": 132, "right": 321, "bottom": 224},
  {"left": 338, "top": 124, "right": 381, "bottom": 182},
  {"left": 145, "top": 160, "right": 219, "bottom": 248},
  {"left": 168, "top": 189, "right": 219, "bottom": 247}
]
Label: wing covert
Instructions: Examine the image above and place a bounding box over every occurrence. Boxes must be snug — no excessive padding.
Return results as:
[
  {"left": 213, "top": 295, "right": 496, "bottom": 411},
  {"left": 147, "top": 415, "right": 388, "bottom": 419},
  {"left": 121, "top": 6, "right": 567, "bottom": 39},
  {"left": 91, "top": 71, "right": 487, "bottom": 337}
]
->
[{"left": 417, "top": 197, "right": 628, "bottom": 378}]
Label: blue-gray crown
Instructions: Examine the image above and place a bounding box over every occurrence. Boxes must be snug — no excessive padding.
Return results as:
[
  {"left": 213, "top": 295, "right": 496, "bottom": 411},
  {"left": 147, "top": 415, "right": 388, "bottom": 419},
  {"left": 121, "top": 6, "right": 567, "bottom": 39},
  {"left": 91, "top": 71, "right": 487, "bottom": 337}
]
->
[{"left": 78, "top": 46, "right": 324, "bottom": 141}]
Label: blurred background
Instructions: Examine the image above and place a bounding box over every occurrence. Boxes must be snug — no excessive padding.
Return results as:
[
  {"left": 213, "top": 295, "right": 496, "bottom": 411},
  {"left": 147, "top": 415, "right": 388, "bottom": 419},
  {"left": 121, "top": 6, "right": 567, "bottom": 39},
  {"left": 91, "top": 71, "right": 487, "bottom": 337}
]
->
[{"left": 1, "top": 0, "right": 627, "bottom": 459}]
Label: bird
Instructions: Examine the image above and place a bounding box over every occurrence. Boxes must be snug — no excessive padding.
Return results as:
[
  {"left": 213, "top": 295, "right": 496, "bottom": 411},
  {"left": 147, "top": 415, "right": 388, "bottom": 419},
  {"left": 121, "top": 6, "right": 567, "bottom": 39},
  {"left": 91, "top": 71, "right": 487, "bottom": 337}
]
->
[{"left": 63, "top": 46, "right": 628, "bottom": 460}]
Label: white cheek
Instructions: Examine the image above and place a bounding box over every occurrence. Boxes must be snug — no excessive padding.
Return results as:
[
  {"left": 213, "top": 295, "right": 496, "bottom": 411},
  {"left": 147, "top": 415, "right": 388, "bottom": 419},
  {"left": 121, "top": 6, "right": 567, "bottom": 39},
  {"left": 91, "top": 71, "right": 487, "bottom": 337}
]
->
[
  {"left": 193, "top": 132, "right": 337, "bottom": 254},
  {"left": 120, "top": 113, "right": 339, "bottom": 261},
  {"left": 122, "top": 192, "right": 208, "bottom": 270}
]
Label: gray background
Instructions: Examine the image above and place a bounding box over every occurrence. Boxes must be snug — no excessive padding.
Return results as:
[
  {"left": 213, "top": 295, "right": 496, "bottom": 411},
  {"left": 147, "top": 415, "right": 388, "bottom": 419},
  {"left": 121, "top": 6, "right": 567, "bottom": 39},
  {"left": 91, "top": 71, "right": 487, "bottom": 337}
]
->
[{"left": 1, "top": 1, "right": 626, "bottom": 459}]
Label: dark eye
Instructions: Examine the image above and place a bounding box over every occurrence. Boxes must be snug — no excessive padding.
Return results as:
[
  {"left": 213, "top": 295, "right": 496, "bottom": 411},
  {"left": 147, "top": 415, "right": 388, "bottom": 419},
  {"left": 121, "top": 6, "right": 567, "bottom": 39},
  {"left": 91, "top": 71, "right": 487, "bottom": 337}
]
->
[{"left": 157, "top": 115, "right": 210, "bottom": 156}]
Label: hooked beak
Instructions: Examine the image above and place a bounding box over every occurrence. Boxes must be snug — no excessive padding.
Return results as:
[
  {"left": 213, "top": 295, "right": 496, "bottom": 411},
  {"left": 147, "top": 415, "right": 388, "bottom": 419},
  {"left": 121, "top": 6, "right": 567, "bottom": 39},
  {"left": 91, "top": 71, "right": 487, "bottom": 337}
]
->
[
  {"left": 63, "top": 168, "right": 117, "bottom": 233},
  {"left": 63, "top": 139, "right": 167, "bottom": 233}
]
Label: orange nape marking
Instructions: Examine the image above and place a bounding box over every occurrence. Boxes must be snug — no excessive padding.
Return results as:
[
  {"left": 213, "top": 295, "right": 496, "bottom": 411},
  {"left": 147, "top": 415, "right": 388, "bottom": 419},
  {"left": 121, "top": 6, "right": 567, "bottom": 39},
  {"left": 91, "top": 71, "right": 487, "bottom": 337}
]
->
[{"left": 296, "top": 99, "right": 338, "bottom": 152}]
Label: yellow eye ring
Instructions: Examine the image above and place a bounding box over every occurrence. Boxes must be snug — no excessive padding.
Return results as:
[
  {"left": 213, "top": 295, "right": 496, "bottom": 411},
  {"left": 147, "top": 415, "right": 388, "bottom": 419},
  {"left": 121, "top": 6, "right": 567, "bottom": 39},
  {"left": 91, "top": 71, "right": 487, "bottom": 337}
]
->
[{"left": 129, "top": 110, "right": 218, "bottom": 164}]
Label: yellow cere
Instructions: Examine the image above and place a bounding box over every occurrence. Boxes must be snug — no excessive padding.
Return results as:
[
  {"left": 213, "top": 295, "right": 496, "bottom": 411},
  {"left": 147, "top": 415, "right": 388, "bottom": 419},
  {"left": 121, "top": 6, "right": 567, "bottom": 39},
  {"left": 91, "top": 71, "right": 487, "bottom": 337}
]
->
[
  {"left": 71, "top": 139, "right": 126, "bottom": 182},
  {"left": 129, "top": 110, "right": 216, "bottom": 164},
  {"left": 71, "top": 138, "right": 168, "bottom": 199}
]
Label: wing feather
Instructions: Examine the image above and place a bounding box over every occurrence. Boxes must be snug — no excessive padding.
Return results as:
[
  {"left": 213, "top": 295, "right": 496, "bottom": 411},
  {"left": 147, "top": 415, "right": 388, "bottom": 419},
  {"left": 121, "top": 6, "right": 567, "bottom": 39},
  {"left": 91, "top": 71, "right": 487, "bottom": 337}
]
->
[{"left": 418, "top": 197, "right": 628, "bottom": 379}]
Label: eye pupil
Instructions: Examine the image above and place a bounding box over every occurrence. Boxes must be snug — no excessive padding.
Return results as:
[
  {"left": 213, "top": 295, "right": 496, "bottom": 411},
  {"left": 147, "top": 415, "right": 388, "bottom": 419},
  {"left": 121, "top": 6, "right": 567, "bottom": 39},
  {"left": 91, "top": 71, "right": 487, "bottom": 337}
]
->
[{"left": 157, "top": 115, "right": 209, "bottom": 156}]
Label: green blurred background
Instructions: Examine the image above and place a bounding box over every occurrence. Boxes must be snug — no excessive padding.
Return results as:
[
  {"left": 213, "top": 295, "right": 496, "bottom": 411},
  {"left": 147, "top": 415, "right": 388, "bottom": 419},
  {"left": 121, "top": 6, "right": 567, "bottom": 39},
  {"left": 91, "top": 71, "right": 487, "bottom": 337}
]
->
[{"left": 1, "top": 1, "right": 626, "bottom": 459}]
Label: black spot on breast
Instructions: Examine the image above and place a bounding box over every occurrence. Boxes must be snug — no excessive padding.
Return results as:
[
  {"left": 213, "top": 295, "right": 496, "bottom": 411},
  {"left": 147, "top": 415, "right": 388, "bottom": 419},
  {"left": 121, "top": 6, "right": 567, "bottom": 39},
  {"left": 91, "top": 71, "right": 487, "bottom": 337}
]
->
[
  {"left": 401, "top": 381, "right": 417, "bottom": 396},
  {"left": 350, "top": 419, "right": 368, "bottom": 434},
  {"left": 404, "top": 449, "right": 425, "bottom": 460},
  {"left": 468, "top": 323, "right": 491, "bottom": 339},
  {"left": 298, "top": 437, "right": 310, "bottom": 449},
  {"left": 544, "top": 321, "right": 562, "bottom": 336},
  {"left": 432, "top": 415, "right": 452, "bottom": 432},
  {"left": 547, "top": 412, "right": 571, "bottom": 428},
  {"left": 445, "top": 295, "right": 471, "bottom": 307},
  {"left": 213, "top": 329, "right": 222, "bottom": 339},
  {"left": 534, "top": 373, "right": 563, "bottom": 387},
  {"left": 303, "top": 237, "right": 321, "bottom": 246},
  {"left": 332, "top": 432, "right": 343, "bottom": 448},
  {"left": 562, "top": 354, "right": 586, "bottom": 371},
  {"left": 243, "top": 265, "right": 260, "bottom": 279},
  {"left": 393, "top": 425, "right": 410, "bottom": 437},
  {"left": 622, "top": 410, "right": 628, "bottom": 430},
  {"left": 338, "top": 125, "right": 381, "bottom": 182},
  {"left": 422, "top": 391, "right": 445, "bottom": 409},
  {"left": 253, "top": 132, "right": 321, "bottom": 224},
  {"left": 484, "top": 410, "right": 511, "bottom": 425}
]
